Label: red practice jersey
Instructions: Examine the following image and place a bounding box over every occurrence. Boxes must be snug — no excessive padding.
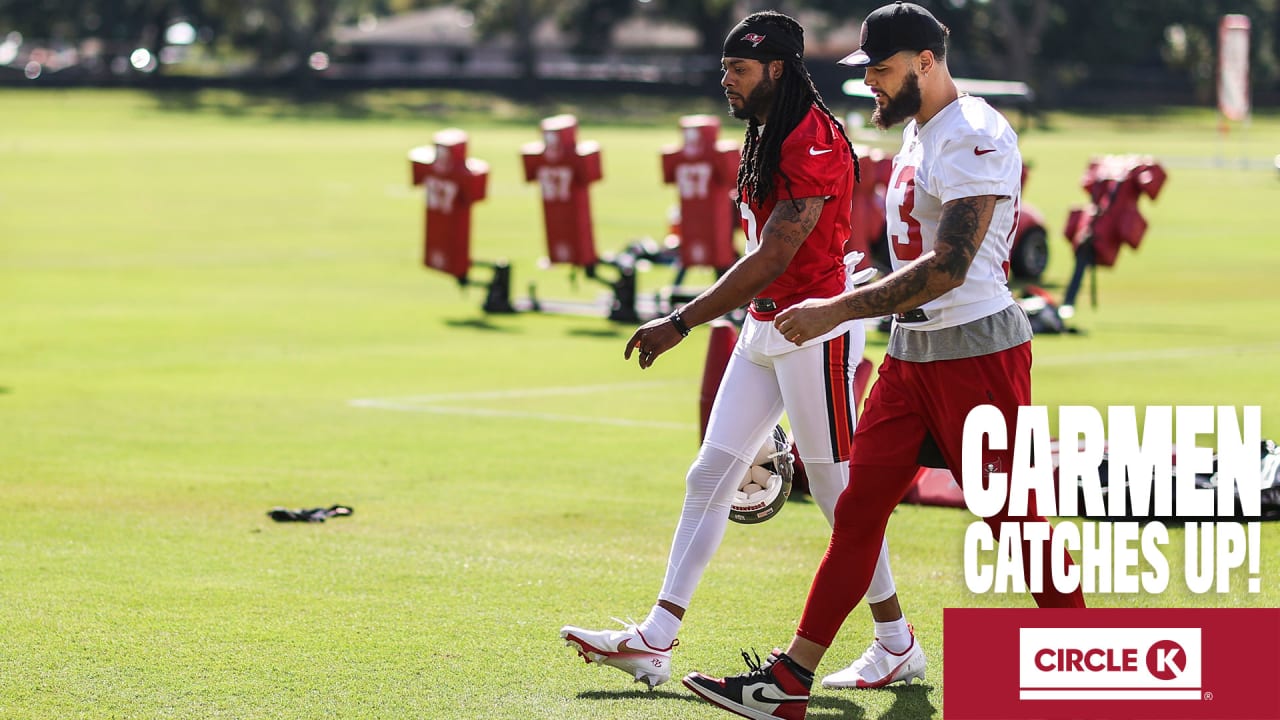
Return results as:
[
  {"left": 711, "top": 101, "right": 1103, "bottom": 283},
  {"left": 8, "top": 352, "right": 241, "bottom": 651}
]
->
[{"left": 739, "top": 104, "right": 854, "bottom": 321}]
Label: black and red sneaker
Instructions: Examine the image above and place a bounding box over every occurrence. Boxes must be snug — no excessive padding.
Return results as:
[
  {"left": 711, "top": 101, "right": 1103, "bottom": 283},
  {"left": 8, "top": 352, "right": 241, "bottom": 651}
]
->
[{"left": 683, "top": 649, "right": 813, "bottom": 720}]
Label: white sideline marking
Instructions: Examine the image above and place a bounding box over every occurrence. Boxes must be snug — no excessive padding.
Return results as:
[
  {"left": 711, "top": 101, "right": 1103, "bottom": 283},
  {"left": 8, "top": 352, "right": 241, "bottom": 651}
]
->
[
  {"left": 352, "top": 342, "right": 1279, "bottom": 428},
  {"left": 350, "top": 381, "right": 697, "bottom": 431},
  {"left": 363, "top": 381, "right": 679, "bottom": 403},
  {"left": 1035, "top": 341, "right": 1280, "bottom": 367}
]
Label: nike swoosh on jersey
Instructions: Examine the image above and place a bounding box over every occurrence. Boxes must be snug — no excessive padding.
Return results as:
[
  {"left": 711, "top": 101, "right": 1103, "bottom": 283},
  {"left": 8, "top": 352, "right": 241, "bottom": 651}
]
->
[
  {"left": 749, "top": 684, "right": 809, "bottom": 705},
  {"left": 808, "top": 147, "right": 833, "bottom": 155},
  {"left": 974, "top": 147, "right": 997, "bottom": 155}
]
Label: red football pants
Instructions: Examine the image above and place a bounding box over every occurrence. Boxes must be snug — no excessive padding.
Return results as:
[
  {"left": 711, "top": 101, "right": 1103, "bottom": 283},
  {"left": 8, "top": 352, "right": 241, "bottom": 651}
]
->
[{"left": 796, "top": 342, "right": 1085, "bottom": 648}]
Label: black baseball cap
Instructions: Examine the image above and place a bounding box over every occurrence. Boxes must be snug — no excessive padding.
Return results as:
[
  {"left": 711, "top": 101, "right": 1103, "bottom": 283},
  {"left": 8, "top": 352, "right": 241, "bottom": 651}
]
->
[{"left": 838, "top": 1, "right": 947, "bottom": 67}]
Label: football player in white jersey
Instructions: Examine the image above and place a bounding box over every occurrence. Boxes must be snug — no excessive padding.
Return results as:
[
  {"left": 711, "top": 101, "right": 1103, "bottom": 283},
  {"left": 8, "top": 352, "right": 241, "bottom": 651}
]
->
[{"left": 685, "top": 4, "right": 1085, "bottom": 718}]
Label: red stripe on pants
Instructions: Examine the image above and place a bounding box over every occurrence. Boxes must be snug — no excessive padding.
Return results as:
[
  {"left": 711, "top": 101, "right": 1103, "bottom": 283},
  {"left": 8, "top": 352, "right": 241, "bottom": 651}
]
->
[{"left": 823, "top": 334, "right": 853, "bottom": 462}]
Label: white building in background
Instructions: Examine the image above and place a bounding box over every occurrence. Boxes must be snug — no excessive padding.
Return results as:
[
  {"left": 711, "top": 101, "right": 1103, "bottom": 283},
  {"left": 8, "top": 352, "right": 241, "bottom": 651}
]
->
[
  {"left": 328, "top": 5, "right": 861, "bottom": 82},
  {"left": 328, "top": 5, "right": 710, "bottom": 83}
]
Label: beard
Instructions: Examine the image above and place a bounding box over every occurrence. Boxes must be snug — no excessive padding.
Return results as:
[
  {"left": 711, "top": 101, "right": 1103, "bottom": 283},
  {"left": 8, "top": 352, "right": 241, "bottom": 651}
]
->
[
  {"left": 729, "top": 72, "right": 776, "bottom": 120},
  {"left": 872, "top": 69, "right": 923, "bottom": 129}
]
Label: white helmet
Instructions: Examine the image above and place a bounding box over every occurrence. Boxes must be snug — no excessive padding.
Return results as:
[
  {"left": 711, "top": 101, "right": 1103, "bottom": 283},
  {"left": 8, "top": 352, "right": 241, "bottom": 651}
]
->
[{"left": 730, "top": 425, "right": 795, "bottom": 524}]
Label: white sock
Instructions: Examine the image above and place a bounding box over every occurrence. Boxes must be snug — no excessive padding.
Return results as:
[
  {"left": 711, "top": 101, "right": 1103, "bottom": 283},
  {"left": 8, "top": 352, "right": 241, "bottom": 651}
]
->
[
  {"left": 874, "top": 618, "right": 912, "bottom": 654},
  {"left": 637, "top": 605, "right": 681, "bottom": 649}
]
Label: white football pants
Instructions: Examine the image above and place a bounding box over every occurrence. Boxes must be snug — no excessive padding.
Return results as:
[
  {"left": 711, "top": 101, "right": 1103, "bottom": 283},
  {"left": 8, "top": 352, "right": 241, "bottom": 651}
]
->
[{"left": 656, "top": 316, "right": 897, "bottom": 609}]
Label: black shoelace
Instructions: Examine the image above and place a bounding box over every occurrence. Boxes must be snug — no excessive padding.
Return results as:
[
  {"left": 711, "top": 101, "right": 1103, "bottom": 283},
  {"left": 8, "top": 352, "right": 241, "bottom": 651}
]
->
[
  {"left": 740, "top": 648, "right": 814, "bottom": 687},
  {"left": 740, "top": 648, "right": 772, "bottom": 676}
]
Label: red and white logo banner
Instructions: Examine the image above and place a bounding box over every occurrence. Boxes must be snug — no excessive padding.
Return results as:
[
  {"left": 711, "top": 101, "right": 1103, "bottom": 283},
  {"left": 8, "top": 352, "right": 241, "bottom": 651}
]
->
[{"left": 944, "top": 608, "right": 1279, "bottom": 720}]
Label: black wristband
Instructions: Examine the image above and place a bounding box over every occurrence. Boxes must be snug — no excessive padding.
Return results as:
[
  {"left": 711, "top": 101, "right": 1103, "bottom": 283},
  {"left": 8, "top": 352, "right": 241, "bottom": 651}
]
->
[{"left": 668, "top": 311, "right": 691, "bottom": 337}]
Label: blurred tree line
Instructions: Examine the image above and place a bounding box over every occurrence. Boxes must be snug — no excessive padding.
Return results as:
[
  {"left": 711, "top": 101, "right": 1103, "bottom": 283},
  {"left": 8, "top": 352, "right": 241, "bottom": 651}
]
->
[{"left": 2, "top": 0, "right": 1276, "bottom": 105}]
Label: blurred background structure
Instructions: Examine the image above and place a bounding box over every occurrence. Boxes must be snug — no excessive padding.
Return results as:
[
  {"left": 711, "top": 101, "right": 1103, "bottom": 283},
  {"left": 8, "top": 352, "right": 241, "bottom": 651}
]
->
[{"left": 1, "top": 0, "right": 1278, "bottom": 108}]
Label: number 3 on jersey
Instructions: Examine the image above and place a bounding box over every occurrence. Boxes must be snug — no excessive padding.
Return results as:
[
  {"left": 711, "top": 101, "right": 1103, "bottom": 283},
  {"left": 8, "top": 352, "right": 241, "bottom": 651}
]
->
[{"left": 888, "top": 165, "right": 923, "bottom": 261}]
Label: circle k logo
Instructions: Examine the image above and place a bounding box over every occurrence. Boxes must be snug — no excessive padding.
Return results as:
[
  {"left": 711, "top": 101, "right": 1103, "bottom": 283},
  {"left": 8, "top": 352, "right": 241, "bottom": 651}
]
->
[
  {"left": 1019, "top": 626, "right": 1202, "bottom": 700},
  {"left": 1033, "top": 639, "right": 1189, "bottom": 679},
  {"left": 1146, "top": 639, "right": 1187, "bottom": 680}
]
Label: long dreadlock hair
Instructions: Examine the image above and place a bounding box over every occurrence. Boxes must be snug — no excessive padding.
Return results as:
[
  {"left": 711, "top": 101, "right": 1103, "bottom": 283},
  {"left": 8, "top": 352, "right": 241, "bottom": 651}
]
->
[{"left": 736, "top": 27, "right": 859, "bottom": 209}]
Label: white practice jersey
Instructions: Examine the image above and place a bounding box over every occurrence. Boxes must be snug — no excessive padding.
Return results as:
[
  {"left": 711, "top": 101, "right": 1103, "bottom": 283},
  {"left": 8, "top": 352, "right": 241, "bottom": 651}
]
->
[{"left": 884, "top": 94, "right": 1022, "bottom": 330}]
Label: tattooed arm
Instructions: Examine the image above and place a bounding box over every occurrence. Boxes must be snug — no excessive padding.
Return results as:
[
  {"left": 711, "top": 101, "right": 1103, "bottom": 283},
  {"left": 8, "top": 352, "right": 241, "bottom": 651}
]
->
[
  {"left": 624, "top": 195, "right": 825, "bottom": 368},
  {"left": 840, "top": 194, "right": 997, "bottom": 317},
  {"left": 774, "top": 195, "right": 1000, "bottom": 344},
  {"left": 675, "top": 195, "right": 824, "bottom": 328}
]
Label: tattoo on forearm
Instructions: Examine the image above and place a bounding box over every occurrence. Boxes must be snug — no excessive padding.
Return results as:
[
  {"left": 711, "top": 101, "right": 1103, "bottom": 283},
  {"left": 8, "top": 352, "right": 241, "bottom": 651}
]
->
[
  {"left": 838, "top": 195, "right": 998, "bottom": 320},
  {"left": 842, "top": 264, "right": 931, "bottom": 317}
]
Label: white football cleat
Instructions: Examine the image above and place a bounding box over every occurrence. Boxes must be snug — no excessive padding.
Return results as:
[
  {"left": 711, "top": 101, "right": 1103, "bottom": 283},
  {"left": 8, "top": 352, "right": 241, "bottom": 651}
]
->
[
  {"left": 822, "top": 627, "right": 927, "bottom": 689},
  {"left": 561, "top": 619, "right": 677, "bottom": 689}
]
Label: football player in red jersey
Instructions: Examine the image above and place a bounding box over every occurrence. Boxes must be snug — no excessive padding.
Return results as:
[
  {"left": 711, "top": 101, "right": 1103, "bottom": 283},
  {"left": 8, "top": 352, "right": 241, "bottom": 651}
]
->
[
  {"left": 685, "top": 4, "right": 1086, "bottom": 718},
  {"left": 561, "top": 10, "right": 924, "bottom": 693}
]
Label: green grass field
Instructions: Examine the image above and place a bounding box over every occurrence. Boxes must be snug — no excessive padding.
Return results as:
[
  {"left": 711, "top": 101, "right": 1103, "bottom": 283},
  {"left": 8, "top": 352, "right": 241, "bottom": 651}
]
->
[{"left": 2, "top": 89, "right": 1278, "bottom": 719}]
